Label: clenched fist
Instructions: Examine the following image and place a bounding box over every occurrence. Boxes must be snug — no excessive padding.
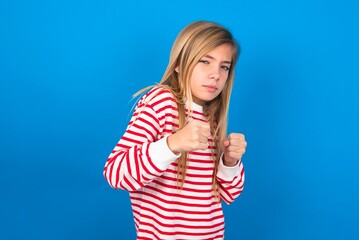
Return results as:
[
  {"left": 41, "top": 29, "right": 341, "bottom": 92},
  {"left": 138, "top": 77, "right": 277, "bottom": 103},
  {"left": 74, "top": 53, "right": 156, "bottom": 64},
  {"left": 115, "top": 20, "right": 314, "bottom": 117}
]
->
[
  {"left": 167, "top": 119, "right": 211, "bottom": 154},
  {"left": 222, "top": 133, "right": 247, "bottom": 166}
]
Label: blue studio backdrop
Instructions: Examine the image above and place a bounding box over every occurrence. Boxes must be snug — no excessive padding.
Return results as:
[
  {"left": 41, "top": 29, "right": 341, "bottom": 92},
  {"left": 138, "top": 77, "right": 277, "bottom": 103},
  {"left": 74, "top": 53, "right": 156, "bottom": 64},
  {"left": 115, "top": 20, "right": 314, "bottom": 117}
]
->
[{"left": 1, "top": 0, "right": 358, "bottom": 239}]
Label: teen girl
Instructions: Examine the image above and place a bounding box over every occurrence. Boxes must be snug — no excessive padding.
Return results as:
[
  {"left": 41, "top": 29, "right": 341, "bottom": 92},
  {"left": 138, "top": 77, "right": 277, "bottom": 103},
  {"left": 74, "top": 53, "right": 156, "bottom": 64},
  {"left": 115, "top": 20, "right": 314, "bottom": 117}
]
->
[{"left": 104, "top": 20, "right": 247, "bottom": 240}]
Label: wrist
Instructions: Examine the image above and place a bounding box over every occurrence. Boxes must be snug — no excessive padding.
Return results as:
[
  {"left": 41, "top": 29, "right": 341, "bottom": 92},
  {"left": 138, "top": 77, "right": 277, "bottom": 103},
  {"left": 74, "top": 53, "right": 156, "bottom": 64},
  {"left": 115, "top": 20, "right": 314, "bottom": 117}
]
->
[
  {"left": 167, "top": 134, "right": 181, "bottom": 154},
  {"left": 223, "top": 155, "right": 239, "bottom": 167}
]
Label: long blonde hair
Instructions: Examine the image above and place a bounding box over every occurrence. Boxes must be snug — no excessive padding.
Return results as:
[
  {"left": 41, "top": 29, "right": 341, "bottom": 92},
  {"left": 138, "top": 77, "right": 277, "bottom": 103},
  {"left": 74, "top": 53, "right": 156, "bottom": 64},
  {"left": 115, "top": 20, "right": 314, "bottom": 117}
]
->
[{"left": 135, "top": 21, "right": 239, "bottom": 197}]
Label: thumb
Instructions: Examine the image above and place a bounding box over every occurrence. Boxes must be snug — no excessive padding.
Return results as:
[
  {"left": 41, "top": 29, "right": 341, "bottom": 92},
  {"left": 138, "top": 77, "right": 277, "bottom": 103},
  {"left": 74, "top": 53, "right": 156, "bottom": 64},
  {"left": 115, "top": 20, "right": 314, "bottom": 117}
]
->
[{"left": 223, "top": 138, "right": 230, "bottom": 147}]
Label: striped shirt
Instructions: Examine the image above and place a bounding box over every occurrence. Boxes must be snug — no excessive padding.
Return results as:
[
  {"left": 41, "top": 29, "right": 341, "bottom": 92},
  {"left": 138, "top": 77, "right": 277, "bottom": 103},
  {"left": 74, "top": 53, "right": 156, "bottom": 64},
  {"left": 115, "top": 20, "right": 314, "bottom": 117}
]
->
[{"left": 104, "top": 86, "right": 245, "bottom": 240}]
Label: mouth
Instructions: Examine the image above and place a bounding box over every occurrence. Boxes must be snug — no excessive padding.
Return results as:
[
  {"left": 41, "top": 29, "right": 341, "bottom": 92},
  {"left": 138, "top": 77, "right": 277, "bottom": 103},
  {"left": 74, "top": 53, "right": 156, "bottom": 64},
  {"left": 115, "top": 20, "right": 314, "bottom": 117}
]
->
[{"left": 203, "top": 85, "right": 218, "bottom": 93}]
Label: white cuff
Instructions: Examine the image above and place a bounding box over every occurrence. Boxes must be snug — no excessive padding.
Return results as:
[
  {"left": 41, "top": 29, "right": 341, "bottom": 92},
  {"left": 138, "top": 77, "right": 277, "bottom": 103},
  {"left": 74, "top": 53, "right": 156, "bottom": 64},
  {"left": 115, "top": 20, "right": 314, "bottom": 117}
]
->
[
  {"left": 149, "top": 135, "right": 181, "bottom": 170},
  {"left": 217, "top": 153, "right": 240, "bottom": 180}
]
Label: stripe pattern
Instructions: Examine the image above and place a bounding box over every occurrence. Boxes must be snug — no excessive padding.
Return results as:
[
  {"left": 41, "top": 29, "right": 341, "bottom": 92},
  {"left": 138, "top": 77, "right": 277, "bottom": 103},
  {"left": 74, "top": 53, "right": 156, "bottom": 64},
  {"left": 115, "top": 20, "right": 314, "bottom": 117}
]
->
[{"left": 104, "top": 86, "right": 245, "bottom": 239}]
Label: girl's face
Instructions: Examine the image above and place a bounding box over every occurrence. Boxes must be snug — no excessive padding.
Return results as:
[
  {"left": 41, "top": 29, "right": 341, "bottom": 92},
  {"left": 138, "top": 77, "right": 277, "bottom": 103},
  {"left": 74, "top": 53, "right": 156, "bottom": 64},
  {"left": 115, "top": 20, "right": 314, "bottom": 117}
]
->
[{"left": 189, "top": 44, "right": 233, "bottom": 106}]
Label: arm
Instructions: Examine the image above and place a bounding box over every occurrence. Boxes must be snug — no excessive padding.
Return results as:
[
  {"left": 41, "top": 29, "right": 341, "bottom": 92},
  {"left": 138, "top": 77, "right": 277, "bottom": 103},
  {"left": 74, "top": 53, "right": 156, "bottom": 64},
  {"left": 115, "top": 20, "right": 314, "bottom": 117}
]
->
[
  {"left": 217, "top": 156, "right": 245, "bottom": 204},
  {"left": 103, "top": 89, "right": 180, "bottom": 191},
  {"left": 217, "top": 133, "right": 247, "bottom": 204}
]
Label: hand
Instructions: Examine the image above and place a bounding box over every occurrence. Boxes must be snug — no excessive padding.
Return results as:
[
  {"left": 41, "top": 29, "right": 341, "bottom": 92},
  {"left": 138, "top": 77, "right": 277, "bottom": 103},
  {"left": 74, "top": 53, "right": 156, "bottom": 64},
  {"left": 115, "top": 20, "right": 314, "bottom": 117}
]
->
[
  {"left": 167, "top": 119, "right": 211, "bottom": 154},
  {"left": 222, "top": 133, "right": 247, "bottom": 166}
]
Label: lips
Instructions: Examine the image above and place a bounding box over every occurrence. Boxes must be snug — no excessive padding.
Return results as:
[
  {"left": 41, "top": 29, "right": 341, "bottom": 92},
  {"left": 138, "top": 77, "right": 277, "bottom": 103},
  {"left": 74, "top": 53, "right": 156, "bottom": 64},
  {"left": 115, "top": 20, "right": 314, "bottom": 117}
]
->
[{"left": 203, "top": 85, "right": 218, "bottom": 93}]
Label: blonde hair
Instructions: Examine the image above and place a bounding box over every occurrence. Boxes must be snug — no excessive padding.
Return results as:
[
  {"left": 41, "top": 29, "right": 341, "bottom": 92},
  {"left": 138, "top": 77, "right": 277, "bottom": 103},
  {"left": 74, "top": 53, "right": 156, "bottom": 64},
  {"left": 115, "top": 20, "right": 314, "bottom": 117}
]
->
[{"left": 135, "top": 21, "right": 239, "bottom": 198}]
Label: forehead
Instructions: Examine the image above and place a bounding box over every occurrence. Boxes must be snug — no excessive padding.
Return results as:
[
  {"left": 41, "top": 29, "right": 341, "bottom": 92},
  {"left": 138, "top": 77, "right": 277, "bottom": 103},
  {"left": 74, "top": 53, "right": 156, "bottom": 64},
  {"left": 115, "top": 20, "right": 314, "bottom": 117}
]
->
[{"left": 203, "top": 44, "right": 233, "bottom": 61}]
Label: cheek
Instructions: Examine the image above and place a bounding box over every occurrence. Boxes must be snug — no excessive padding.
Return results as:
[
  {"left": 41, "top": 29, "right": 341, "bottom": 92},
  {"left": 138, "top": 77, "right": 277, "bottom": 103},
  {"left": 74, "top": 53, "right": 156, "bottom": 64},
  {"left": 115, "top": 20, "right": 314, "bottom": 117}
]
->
[
  {"left": 217, "top": 79, "right": 230, "bottom": 94},
  {"left": 219, "top": 77, "right": 228, "bottom": 88},
  {"left": 219, "top": 71, "right": 229, "bottom": 82}
]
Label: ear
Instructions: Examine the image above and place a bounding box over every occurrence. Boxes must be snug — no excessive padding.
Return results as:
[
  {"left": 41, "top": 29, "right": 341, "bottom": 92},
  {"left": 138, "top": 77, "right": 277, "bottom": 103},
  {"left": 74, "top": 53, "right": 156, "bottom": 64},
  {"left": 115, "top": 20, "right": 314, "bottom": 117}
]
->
[{"left": 175, "top": 66, "right": 179, "bottom": 73}]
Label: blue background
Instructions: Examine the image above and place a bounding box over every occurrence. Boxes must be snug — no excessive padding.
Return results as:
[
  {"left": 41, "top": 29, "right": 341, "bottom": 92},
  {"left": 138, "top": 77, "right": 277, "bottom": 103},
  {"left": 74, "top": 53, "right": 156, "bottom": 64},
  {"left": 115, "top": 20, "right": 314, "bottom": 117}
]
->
[{"left": 1, "top": 0, "right": 358, "bottom": 239}]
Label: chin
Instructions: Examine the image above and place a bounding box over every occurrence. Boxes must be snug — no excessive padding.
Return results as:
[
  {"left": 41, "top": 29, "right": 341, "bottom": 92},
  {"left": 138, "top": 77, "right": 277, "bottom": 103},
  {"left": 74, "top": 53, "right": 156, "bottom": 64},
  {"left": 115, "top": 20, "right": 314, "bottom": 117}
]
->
[
  {"left": 205, "top": 95, "right": 221, "bottom": 103},
  {"left": 205, "top": 94, "right": 220, "bottom": 101}
]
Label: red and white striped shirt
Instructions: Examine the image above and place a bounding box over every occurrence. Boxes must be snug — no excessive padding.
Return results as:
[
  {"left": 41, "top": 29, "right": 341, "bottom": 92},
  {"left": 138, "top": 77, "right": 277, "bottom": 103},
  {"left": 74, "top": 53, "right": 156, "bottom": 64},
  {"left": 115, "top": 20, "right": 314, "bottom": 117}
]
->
[{"left": 104, "top": 86, "right": 245, "bottom": 240}]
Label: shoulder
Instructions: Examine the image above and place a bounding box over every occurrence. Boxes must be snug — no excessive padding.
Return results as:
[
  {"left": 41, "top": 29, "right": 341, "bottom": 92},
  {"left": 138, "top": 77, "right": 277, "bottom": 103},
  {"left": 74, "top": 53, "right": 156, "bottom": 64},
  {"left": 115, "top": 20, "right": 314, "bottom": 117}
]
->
[{"left": 140, "top": 86, "right": 177, "bottom": 111}]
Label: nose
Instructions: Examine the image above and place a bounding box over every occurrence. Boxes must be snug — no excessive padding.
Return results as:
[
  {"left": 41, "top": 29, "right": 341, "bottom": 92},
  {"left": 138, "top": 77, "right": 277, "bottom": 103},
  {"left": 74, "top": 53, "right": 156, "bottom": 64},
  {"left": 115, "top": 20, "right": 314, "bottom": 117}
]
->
[{"left": 209, "top": 66, "right": 220, "bottom": 80}]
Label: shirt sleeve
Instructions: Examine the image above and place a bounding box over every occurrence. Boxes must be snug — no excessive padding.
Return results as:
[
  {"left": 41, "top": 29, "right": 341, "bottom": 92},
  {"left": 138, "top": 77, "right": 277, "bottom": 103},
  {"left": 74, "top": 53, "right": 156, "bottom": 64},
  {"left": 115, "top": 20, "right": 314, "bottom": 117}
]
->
[
  {"left": 103, "top": 88, "right": 180, "bottom": 191},
  {"left": 216, "top": 153, "right": 245, "bottom": 204}
]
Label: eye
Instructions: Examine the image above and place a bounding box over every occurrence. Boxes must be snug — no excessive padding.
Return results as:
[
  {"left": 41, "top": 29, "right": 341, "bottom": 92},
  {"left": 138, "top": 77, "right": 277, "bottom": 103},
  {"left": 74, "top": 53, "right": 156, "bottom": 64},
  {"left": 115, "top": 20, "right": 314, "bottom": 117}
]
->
[
  {"left": 199, "top": 60, "right": 210, "bottom": 64},
  {"left": 221, "top": 65, "right": 230, "bottom": 71}
]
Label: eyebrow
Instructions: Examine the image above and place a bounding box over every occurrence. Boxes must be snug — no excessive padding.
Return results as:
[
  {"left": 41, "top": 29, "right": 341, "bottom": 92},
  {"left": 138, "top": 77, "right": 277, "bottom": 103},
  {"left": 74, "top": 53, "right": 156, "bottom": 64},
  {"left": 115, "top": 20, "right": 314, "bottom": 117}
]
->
[{"left": 202, "top": 54, "right": 232, "bottom": 65}]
